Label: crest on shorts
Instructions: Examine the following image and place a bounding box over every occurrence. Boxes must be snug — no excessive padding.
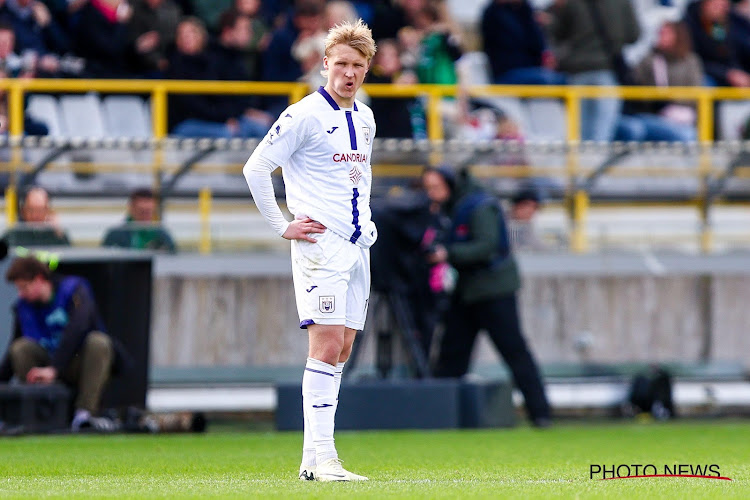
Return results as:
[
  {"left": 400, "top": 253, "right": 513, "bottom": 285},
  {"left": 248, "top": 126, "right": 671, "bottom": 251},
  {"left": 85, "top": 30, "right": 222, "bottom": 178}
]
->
[
  {"left": 363, "top": 127, "right": 371, "bottom": 145},
  {"left": 319, "top": 296, "right": 335, "bottom": 313}
]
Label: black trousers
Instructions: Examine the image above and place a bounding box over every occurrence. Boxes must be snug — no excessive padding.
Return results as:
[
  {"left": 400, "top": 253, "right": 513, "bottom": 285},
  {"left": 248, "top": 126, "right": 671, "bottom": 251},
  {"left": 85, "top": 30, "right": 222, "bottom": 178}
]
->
[{"left": 434, "top": 293, "right": 550, "bottom": 421}]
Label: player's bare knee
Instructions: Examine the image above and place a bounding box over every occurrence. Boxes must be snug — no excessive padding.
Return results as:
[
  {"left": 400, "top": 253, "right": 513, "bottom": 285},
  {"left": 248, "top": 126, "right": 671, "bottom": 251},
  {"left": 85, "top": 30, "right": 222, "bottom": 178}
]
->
[{"left": 338, "top": 344, "right": 352, "bottom": 363}]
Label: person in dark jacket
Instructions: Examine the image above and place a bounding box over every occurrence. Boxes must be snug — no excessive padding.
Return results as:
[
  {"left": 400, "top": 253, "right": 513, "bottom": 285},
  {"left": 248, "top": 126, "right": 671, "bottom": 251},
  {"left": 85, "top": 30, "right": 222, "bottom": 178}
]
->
[
  {"left": 127, "top": 0, "right": 182, "bottom": 76},
  {"left": 366, "top": 38, "right": 417, "bottom": 138},
  {"left": 547, "top": 0, "right": 640, "bottom": 140},
  {"left": 481, "top": 0, "right": 565, "bottom": 85},
  {"left": 422, "top": 166, "right": 551, "bottom": 426},
  {"left": 261, "top": 1, "right": 325, "bottom": 117},
  {"left": 73, "top": 0, "right": 133, "bottom": 77},
  {"left": 1, "top": 187, "right": 70, "bottom": 248},
  {"left": 0, "top": 256, "right": 126, "bottom": 431},
  {"left": 101, "top": 188, "right": 175, "bottom": 252},
  {"left": 683, "top": 0, "right": 750, "bottom": 86}
]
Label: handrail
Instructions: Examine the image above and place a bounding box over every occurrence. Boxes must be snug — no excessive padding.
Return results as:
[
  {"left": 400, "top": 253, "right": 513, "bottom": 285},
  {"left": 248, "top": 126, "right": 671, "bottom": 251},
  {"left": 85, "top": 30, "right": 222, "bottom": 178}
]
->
[
  {"left": 2, "top": 78, "right": 749, "bottom": 254},
  {"left": 1, "top": 79, "right": 748, "bottom": 141}
]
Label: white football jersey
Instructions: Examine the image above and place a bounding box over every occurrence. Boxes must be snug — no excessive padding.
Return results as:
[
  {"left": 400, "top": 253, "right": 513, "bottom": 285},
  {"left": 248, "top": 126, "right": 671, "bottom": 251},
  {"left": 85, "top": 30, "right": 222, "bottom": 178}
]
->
[{"left": 252, "top": 87, "right": 377, "bottom": 248}]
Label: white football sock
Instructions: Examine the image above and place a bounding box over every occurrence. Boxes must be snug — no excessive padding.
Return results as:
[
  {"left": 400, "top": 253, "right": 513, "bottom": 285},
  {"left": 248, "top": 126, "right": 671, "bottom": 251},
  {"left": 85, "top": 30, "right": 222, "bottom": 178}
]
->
[
  {"left": 301, "top": 405, "right": 316, "bottom": 468},
  {"left": 334, "top": 361, "right": 345, "bottom": 413},
  {"left": 302, "top": 357, "right": 338, "bottom": 464}
]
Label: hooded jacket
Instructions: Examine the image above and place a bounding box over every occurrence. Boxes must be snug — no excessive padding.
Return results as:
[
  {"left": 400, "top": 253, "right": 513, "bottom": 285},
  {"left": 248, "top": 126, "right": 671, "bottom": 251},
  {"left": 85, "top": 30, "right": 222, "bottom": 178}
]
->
[{"left": 445, "top": 171, "right": 521, "bottom": 303}]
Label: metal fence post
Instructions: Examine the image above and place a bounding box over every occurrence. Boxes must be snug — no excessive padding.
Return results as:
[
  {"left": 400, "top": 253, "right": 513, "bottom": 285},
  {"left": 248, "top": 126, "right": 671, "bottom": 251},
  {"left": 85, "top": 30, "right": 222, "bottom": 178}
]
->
[{"left": 199, "top": 187, "right": 212, "bottom": 254}]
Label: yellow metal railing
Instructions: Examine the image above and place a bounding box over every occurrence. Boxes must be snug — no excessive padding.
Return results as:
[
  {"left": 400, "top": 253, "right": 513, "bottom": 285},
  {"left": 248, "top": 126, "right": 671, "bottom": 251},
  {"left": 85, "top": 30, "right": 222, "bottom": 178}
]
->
[{"left": 1, "top": 79, "right": 748, "bottom": 253}]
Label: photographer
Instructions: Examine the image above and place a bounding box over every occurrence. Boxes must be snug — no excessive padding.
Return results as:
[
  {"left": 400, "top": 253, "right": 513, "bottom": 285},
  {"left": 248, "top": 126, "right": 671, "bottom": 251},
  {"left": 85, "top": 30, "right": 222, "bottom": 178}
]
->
[
  {"left": 370, "top": 189, "right": 450, "bottom": 359},
  {"left": 422, "top": 166, "right": 551, "bottom": 427}
]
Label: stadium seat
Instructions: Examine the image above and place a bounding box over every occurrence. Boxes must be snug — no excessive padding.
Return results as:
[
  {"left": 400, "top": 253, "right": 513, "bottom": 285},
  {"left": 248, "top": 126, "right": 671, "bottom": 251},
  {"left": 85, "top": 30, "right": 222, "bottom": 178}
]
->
[
  {"left": 456, "top": 51, "right": 492, "bottom": 86},
  {"left": 60, "top": 93, "right": 107, "bottom": 138},
  {"left": 718, "top": 101, "right": 750, "bottom": 140},
  {"left": 526, "top": 99, "right": 567, "bottom": 142},
  {"left": 102, "top": 95, "right": 152, "bottom": 138},
  {"left": 26, "top": 94, "right": 65, "bottom": 137}
]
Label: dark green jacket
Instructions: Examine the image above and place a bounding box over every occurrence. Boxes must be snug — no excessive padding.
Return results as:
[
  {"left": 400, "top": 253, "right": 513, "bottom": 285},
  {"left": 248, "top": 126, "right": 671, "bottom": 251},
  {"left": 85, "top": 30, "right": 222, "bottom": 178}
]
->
[
  {"left": 445, "top": 174, "right": 520, "bottom": 304},
  {"left": 1, "top": 226, "right": 71, "bottom": 247},
  {"left": 101, "top": 219, "right": 176, "bottom": 252},
  {"left": 549, "top": 0, "right": 640, "bottom": 74}
]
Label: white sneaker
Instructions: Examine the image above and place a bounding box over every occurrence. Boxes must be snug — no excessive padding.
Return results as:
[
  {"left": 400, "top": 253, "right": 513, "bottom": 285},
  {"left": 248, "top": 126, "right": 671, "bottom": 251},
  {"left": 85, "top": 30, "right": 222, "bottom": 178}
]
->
[
  {"left": 315, "top": 458, "right": 368, "bottom": 481},
  {"left": 299, "top": 465, "right": 316, "bottom": 481}
]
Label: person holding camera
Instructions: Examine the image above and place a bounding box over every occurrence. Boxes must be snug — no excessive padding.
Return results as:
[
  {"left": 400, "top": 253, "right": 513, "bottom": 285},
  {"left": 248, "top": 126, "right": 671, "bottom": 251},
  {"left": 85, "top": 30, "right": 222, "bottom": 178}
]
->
[{"left": 422, "top": 166, "right": 551, "bottom": 427}]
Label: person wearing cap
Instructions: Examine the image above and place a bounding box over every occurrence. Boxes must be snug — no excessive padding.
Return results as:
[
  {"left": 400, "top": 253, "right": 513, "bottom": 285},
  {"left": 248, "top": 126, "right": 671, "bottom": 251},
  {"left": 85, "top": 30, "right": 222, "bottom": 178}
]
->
[
  {"left": 509, "top": 186, "right": 548, "bottom": 252},
  {"left": 422, "top": 166, "right": 551, "bottom": 427}
]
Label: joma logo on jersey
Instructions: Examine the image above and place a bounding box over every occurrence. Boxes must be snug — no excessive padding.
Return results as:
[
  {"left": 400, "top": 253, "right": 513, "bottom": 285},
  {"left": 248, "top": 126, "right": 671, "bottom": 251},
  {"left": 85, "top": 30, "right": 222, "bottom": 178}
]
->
[
  {"left": 333, "top": 153, "right": 368, "bottom": 162},
  {"left": 319, "top": 296, "right": 335, "bottom": 313}
]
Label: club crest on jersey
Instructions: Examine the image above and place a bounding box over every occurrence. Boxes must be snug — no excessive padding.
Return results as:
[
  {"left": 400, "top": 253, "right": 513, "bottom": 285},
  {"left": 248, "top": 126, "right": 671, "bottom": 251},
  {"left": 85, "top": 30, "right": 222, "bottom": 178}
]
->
[
  {"left": 363, "top": 127, "right": 371, "bottom": 145},
  {"left": 349, "top": 165, "right": 362, "bottom": 185},
  {"left": 319, "top": 296, "right": 335, "bottom": 313}
]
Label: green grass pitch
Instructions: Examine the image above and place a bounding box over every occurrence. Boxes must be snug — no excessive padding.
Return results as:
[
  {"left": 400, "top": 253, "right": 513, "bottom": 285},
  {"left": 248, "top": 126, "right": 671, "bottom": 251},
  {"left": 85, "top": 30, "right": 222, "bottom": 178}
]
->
[{"left": 0, "top": 421, "right": 747, "bottom": 499}]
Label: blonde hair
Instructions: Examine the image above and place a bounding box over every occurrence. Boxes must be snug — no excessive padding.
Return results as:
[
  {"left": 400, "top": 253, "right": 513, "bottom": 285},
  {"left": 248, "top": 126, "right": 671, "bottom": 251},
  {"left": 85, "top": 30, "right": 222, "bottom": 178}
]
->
[{"left": 324, "top": 19, "right": 376, "bottom": 63}]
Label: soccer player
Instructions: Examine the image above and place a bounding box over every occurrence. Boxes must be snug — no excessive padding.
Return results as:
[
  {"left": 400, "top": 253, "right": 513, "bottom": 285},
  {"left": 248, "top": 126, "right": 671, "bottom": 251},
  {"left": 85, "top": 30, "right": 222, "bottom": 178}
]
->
[{"left": 243, "top": 20, "right": 377, "bottom": 482}]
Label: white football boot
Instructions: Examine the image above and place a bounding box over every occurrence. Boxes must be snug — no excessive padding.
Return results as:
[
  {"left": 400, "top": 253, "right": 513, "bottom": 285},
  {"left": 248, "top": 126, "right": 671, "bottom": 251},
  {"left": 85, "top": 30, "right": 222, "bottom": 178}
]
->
[{"left": 315, "top": 458, "right": 368, "bottom": 481}]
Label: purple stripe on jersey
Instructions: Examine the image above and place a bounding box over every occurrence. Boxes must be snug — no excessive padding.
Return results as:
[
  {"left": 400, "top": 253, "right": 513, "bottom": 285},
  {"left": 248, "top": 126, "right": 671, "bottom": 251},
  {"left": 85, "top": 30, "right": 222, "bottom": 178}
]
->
[
  {"left": 345, "top": 111, "right": 357, "bottom": 150},
  {"left": 350, "top": 187, "right": 361, "bottom": 244},
  {"left": 317, "top": 86, "right": 340, "bottom": 110},
  {"left": 353, "top": 102, "right": 358, "bottom": 111},
  {"left": 299, "top": 319, "right": 315, "bottom": 329},
  {"left": 305, "top": 367, "right": 335, "bottom": 377}
]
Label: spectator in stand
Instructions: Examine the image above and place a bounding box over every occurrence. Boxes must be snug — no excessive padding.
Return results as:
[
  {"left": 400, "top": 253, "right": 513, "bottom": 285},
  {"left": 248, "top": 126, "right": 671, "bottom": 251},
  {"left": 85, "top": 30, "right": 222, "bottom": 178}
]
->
[
  {"left": 190, "top": 0, "right": 232, "bottom": 32},
  {"left": 0, "top": 20, "right": 27, "bottom": 78},
  {"left": 1, "top": 187, "right": 70, "bottom": 247},
  {"left": 210, "top": 9, "right": 272, "bottom": 135},
  {"left": 733, "top": 0, "right": 750, "bottom": 73},
  {"left": 101, "top": 188, "right": 176, "bottom": 252},
  {"left": 367, "top": 38, "right": 418, "bottom": 138},
  {"left": 166, "top": 17, "right": 220, "bottom": 133},
  {"left": 74, "top": 0, "right": 134, "bottom": 77},
  {"left": 414, "top": 2, "right": 462, "bottom": 85},
  {"left": 263, "top": 0, "right": 325, "bottom": 116},
  {"left": 231, "top": 0, "right": 269, "bottom": 81},
  {"left": 127, "top": 0, "right": 182, "bottom": 76},
  {"left": 5, "top": 0, "right": 72, "bottom": 59},
  {"left": 1, "top": 0, "right": 71, "bottom": 76},
  {"left": 547, "top": 0, "right": 640, "bottom": 141},
  {"left": 167, "top": 16, "right": 269, "bottom": 138},
  {"left": 481, "top": 0, "right": 565, "bottom": 85},
  {"left": 326, "top": 0, "right": 357, "bottom": 29},
  {"left": 617, "top": 21, "right": 702, "bottom": 142},
  {"left": 371, "top": 0, "right": 426, "bottom": 41},
  {"left": 684, "top": 0, "right": 750, "bottom": 86},
  {"left": 263, "top": 0, "right": 324, "bottom": 82},
  {"left": 292, "top": 30, "right": 326, "bottom": 88},
  {"left": 0, "top": 22, "right": 49, "bottom": 136}
]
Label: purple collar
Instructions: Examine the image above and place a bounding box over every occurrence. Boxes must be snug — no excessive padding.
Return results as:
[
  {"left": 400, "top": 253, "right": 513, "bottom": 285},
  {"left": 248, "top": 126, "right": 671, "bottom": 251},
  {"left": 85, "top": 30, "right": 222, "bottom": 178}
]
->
[{"left": 317, "top": 86, "right": 357, "bottom": 111}]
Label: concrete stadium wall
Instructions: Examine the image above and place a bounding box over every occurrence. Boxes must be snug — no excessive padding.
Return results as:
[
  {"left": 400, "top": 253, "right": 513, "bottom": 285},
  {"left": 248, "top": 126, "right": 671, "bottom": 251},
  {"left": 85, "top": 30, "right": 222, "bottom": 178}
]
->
[{"left": 151, "top": 253, "right": 750, "bottom": 370}]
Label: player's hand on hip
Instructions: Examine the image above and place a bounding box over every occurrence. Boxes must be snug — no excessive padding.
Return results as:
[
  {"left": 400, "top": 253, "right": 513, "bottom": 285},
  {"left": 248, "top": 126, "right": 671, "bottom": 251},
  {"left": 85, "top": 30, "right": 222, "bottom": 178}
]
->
[{"left": 283, "top": 218, "right": 326, "bottom": 242}]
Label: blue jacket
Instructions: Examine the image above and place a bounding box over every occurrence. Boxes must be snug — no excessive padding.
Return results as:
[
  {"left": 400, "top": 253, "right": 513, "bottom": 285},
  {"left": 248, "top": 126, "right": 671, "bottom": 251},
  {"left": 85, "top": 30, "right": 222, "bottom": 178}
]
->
[{"left": 0, "top": 275, "right": 124, "bottom": 381}]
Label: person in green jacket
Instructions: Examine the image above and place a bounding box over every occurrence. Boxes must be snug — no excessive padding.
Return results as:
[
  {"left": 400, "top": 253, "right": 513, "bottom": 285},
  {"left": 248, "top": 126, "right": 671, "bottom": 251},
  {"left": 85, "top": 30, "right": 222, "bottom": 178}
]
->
[
  {"left": 422, "top": 166, "right": 550, "bottom": 427},
  {"left": 101, "top": 188, "right": 176, "bottom": 252}
]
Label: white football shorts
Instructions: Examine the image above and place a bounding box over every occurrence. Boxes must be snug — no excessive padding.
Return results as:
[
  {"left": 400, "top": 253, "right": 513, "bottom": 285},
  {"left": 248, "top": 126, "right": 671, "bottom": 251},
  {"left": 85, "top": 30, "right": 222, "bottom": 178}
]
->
[{"left": 291, "top": 228, "right": 370, "bottom": 330}]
